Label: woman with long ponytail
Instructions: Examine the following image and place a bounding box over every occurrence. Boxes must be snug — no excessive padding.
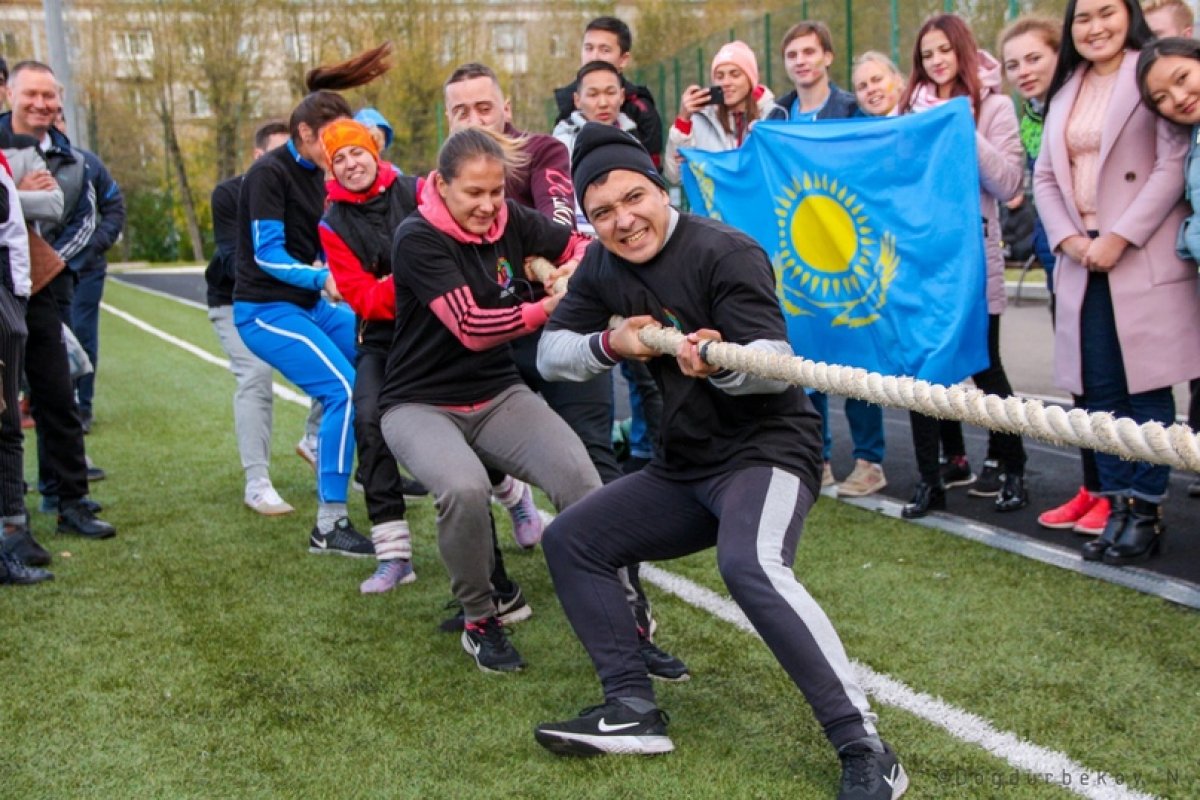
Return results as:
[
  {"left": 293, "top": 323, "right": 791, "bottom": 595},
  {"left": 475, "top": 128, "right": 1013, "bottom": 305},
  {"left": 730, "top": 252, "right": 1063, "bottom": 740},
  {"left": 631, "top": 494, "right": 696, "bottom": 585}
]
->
[{"left": 232, "top": 43, "right": 395, "bottom": 557}]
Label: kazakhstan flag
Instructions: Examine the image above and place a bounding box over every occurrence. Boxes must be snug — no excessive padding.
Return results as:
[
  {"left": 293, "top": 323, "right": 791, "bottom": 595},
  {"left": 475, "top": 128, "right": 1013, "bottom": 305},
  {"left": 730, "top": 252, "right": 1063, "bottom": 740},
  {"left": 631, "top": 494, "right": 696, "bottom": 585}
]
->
[{"left": 680, "top": 98, "right": 989, "bottom": 385}]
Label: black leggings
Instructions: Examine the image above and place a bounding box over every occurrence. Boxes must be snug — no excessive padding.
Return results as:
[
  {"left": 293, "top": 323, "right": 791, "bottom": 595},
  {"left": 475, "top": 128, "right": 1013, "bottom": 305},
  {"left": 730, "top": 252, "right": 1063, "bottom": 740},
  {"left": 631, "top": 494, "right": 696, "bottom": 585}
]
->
[{"left": 910, "top": 314, "right": 1027, "bottom": 484}]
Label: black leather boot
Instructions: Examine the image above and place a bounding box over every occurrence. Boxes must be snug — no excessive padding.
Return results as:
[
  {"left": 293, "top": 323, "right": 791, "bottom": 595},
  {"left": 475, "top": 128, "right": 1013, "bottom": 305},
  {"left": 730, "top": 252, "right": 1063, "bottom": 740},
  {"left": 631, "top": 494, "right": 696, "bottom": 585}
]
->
[
  {"left": 994, "top": 473, "right": 1028, "bottom": 512},
  {"left": 1082, "top": 496, "right": 1128, "bottom": 561},
  {"left": 902, "top": 481, "right": 946, "bottom": 519},
  {"left": 1103, "top": 498, "right": 1164, "bottom": 565}
]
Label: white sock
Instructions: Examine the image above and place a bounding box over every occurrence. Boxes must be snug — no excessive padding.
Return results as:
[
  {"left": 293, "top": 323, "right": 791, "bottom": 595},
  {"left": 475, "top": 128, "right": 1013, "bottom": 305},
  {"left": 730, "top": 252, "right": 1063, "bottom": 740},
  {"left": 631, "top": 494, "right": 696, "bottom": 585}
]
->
[{"left": 371, "top": 519, "right": 412, "bottom": 561}]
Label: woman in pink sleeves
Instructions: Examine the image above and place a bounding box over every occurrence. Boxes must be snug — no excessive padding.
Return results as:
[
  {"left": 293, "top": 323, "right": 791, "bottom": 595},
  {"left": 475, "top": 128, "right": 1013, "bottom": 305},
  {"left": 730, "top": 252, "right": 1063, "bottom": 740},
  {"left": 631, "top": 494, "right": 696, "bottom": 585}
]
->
[{"left": 1033, "top": 0, "right": 1200, "bottom": 565}]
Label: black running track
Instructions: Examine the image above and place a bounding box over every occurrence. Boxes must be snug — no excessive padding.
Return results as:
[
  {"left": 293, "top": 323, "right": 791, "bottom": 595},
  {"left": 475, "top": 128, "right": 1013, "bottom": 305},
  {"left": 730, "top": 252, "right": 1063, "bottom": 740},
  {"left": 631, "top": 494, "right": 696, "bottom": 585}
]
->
[{"left": 112, "top": 271, "right": 1200, "bottom": 591}]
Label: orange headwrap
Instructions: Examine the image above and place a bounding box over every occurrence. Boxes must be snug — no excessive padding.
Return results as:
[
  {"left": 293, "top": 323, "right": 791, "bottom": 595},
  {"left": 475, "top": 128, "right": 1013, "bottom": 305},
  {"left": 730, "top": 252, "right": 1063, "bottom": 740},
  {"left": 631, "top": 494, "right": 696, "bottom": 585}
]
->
[{"left": 319, "top": 118, "right": 379, "bottom": 166}]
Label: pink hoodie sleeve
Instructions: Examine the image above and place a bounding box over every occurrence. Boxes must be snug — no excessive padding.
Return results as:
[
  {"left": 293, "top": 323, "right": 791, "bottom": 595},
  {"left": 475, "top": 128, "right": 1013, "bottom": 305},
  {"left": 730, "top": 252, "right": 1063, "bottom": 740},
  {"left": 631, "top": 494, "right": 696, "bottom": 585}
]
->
[{"left": 428, "top": 285, "right": 547, "bottom": 351}]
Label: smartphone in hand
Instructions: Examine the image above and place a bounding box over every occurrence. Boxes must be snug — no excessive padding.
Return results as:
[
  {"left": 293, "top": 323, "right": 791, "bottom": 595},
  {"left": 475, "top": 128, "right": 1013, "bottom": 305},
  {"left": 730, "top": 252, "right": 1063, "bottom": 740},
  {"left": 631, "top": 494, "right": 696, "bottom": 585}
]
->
[{"left": 706, "top": 85, "right": 725, "bottom": 106}]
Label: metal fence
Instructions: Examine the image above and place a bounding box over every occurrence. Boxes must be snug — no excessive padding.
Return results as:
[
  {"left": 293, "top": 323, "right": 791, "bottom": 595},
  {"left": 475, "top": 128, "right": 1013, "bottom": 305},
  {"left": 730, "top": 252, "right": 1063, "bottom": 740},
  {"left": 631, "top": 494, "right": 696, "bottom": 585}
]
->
[{"left": 623, "top": 0, "right": 1044, "bottom": 138}]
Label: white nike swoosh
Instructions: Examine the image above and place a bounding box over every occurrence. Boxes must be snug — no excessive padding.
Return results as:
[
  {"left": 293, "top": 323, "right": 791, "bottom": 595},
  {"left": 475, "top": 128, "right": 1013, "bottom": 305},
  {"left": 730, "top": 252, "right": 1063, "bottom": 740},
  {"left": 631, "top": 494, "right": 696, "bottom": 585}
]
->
[
  {"left": 597, "top": 718, "right": 641, "bottom": 733},
  {"left": 883, "top": 764, "right": 899, "bottom": 789}
]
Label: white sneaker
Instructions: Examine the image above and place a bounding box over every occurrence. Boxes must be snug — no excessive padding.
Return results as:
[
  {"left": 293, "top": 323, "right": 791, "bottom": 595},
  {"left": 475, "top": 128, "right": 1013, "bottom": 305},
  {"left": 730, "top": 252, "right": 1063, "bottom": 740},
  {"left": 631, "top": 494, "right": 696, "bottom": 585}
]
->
[
  {"left": 245, "top": 479, "right": 295, "bottom": 516},
  {"left": 296, "top": 436, "right": 318, "bottom": 471}
]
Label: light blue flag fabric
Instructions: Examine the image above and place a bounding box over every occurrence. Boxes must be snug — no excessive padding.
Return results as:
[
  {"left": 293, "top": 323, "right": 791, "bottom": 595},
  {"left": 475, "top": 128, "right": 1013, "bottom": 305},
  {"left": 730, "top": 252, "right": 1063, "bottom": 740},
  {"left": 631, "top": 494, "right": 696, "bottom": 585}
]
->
[{"left": 679, "top": 98, "right": 989, "bottom": 385}]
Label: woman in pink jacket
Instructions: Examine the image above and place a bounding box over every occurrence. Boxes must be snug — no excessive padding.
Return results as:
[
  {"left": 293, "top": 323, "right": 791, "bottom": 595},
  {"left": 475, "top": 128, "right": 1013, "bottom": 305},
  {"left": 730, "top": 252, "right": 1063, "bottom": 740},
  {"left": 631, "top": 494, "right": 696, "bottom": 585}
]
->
[
  {"left": 897, "top": 13, "right": 1030, "bottom": 519},
  {"left": 1034, "top": 0, "right": 1198, "bottom": 565}
]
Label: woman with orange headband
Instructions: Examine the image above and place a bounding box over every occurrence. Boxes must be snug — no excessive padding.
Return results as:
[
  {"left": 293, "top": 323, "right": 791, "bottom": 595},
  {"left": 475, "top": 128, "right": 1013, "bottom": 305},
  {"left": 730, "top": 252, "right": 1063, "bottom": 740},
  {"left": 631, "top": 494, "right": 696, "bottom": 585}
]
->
[{"left": 318, "top": 119, "right": 422, "bottom": 593}]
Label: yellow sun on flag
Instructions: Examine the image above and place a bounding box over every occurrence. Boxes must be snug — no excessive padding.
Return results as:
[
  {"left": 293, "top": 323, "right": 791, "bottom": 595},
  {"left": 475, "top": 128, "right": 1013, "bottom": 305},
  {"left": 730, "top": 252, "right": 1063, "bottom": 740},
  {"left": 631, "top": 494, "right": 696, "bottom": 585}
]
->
[{"left": 774, "top": 172, "right": 899, "bottom": 327}]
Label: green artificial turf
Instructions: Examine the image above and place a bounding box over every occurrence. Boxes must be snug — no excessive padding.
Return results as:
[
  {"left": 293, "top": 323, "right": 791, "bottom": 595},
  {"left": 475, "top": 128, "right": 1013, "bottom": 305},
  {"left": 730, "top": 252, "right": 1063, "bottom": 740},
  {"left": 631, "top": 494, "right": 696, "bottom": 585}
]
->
[{"left": 1, "top": 280, "right": 1197, "bottom": 799}]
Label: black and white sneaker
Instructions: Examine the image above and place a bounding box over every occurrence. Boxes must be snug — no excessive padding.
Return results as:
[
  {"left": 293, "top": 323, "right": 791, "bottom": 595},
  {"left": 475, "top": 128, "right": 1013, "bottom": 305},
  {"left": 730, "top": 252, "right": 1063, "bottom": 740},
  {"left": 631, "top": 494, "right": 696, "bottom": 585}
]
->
[
  {"left": 308, "top": 518, "right": 374, "bottom": 558},
  {"left": 838, "top": 738, "right": 908, "bottom": 799},
  {"left": 968, "top": 459, "right": 1004, "bottom": 497},
  {"left": 938, "top": 455, "right": 975, "bottom": 489},
  {"left": 535, "top": 700, "right": 674, "bottom": 756},
  {"left": 639, "top": 635, "right": 690, "bottom": 682},
  {"left": 461, "top": 616, "right": 525, "bottom": 673},
  {"left": 439, "top": 582, "right": 532, "bottom": 632}
]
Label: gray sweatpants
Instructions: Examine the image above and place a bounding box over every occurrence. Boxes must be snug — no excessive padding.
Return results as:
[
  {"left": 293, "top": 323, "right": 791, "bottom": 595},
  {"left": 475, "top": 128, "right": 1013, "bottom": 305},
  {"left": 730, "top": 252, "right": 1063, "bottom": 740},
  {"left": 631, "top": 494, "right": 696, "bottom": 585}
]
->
[
  {"left": 209, "top": 304, "right": 321, "bottom": 483},
  {"left": 381, "top": 384, "right": 601, "bottom": 620}
]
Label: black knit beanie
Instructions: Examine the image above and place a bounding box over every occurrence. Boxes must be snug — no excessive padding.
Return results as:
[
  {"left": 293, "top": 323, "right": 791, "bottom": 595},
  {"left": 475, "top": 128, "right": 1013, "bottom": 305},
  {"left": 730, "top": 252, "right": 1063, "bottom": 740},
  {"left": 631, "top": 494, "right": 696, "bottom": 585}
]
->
[{"left": 571, "top": 122, "right": 668, "bottom": 212}]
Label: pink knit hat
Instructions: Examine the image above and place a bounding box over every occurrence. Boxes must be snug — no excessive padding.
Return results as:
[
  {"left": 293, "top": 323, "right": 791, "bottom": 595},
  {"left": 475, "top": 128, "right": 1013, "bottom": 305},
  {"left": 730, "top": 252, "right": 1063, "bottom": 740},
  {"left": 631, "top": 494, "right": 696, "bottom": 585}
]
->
[{"left": 711, "top": 40, "right": 759, "bottom": 88}]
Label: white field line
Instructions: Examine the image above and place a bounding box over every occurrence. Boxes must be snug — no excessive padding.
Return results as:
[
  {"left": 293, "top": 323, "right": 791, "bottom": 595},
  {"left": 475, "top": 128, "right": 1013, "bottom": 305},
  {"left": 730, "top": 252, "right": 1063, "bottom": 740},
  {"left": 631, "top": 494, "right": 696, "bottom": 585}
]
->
[
  {"left": 639, "top": 564, "right": 1157, "bottom": 800},
  {"left": 103, "top": 297, "right": 1160, "bottom": 800},
  {"left": 100, "top": 301, "right": 307, "bottom": 406}
]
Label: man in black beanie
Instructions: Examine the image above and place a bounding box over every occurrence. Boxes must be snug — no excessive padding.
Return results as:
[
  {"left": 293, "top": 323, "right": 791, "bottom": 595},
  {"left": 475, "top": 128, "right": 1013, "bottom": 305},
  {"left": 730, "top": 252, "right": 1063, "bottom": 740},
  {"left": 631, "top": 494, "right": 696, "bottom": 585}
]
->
[{"left": 533, "top": 123, "right": 907, "bottom": 800}]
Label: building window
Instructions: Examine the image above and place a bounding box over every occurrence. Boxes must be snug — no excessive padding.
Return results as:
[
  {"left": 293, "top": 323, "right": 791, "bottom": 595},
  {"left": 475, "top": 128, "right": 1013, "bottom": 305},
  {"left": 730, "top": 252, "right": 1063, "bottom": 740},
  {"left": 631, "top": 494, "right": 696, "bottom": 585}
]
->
[
  {"left": 237, "top": 34, "right": 258, "bottom": 59},
  {"left": 188, "top": 88, "right": 211, "bottom": 118},
  {"left": 115, "top": 30, "right": 154, "bottom": 61},
  {"left": 492, "top": 24, "right": 528, "bottom": 74},
  {"left": 284, "top": 32, "right": 312, "bottom": 63}
]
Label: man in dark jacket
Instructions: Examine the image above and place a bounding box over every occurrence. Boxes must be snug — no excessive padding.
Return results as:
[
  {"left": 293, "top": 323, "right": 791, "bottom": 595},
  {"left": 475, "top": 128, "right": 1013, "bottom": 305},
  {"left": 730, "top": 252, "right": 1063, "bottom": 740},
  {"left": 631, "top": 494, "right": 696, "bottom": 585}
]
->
[
  {"left": 770, "top": 20, "right": 859, "bottom": 121},
  {"left": 552, "top": 17, "right": 663, "bottom": 169},
  {"left": 58, "top": 111, "right": 126, "bottom": 434},
  {"left": 205, "top": 121, "right": 324, "bottom": 516},
  {"left": 2, "top": 60, "right": 114, "bottom": 541}
]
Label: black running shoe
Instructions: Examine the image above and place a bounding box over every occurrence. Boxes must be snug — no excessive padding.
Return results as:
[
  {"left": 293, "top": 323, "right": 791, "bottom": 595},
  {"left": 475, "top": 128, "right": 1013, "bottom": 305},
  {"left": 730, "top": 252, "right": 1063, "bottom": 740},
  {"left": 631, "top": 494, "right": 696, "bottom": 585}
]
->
[
  {"left": 968, "top": 459, "right": 1004, "bottom": 497},
  {"left": 308, "top": 517, "right": 374, "bottom": 558},
  {"left": 461, "top": 615, "right": 525, "bottom": 673},
  {"left": 838, "top": 739, "right": 908, "bottom": 799},
  {"left": 0, "top": 551, "right": 54, "bottom": 585},
  {"left": 938, "top": 455, "right": 975, "bottom": 489},
  {"left": 439, "top": 582, "right": 532, "bottom": 632},
  {"left": 639, "top": 635, "right": 690, "bottom": 682},
  {"left": 534, "top": 700, "right": 674, "bottom": 756},
  {"left": 2, "top": 527, "right": 52, "bottom": 567}
]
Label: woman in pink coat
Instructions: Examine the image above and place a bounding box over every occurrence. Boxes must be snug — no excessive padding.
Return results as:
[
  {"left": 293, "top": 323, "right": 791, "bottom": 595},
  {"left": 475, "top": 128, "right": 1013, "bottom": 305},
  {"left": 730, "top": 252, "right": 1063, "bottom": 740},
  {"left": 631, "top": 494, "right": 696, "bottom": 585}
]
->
[
  {"left": 897, "top": 13, "right": 1030, "bottom": 519},
  {"left": 1033, "top": 0, "right": 1199, "bottom": 565}
]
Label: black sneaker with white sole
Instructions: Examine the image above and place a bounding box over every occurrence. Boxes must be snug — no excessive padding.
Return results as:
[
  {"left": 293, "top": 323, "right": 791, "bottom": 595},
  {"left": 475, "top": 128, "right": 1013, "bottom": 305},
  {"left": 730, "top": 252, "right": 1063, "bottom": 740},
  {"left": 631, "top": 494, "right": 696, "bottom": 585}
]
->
[
  {"left": 938, "top": 455, "right": 975, "bottom": 489},
  {"left": 308, "top": 517, "right": 374, "bottom": 558},
  {"left": 838, "top": 738, "right": 908, "bottom": 799},
  {"left": 534, "top": 700, "right": 674, "bottom": 756},
  {"left": 968, "top": 459, "right": 1004, "bottom": 497},
  {"left": 438, "top": 582, "right": 532, "bottom": 632},
  {"left": 639, "top": 636, "right": 690, "bottom": 682},
  {"left": 461, "top": 616, "right": 525, "bottom": 673}
]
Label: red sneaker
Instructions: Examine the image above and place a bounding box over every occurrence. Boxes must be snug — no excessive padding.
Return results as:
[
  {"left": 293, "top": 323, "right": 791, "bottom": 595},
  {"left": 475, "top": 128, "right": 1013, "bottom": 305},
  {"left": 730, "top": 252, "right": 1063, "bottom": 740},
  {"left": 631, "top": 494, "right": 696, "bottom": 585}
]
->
[
  {"left": 1037, "top": 487, "right": 1097, "bottom": 529},
  {"left": 1072, "top": 496, "right": 1111, "bottom": 536}
]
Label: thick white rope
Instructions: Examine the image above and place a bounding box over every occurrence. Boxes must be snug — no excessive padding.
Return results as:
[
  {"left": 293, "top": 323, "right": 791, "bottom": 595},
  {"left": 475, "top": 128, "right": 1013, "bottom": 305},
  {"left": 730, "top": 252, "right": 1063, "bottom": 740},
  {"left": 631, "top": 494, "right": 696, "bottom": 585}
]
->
[
  {"left": 526, "top": 258, "right": 1200, "bottom": 470},
  {"left": 646, "top": 326, "right": 1200, "bottom": 471}
]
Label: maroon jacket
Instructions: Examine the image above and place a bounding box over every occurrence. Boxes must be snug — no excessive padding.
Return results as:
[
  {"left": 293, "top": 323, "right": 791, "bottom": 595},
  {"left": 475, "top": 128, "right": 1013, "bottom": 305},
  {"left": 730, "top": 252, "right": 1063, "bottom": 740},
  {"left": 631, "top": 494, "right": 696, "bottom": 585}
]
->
[{"left": 504, "top": 123, "right": 576, "bottom": 229}]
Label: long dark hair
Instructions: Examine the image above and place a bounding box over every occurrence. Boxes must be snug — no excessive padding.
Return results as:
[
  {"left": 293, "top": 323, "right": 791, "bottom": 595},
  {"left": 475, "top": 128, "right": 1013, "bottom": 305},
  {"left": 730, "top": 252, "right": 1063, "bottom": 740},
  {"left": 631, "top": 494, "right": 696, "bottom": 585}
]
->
[
  {"left": 289, "top": 42, "right": 392, "bottom": 140},
  {"left": 899, "top": 14, "right": 983, "bottom": 117},
  {"left": 1044, "top": 0, "right": 1154, "bottom": 108},
  {"left": 1136, "top": 36, "right": 1200, "bottom": 117}
]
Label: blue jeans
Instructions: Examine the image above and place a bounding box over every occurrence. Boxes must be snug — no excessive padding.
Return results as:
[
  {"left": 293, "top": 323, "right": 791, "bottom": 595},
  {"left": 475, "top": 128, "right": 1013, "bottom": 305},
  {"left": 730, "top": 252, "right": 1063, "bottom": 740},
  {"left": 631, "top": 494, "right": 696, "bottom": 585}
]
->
[
  {"left": 234, "top": 298, "right": 358, "bottom": 504},
  {"left": 70, "top": 265, "right": 107, "bottom": 415},
  {"left": 809, "top": 392, "right": 885, "bottom": 463},
  {"left": 1079, "top": 273, "right": 1174, "bottom": 501}
]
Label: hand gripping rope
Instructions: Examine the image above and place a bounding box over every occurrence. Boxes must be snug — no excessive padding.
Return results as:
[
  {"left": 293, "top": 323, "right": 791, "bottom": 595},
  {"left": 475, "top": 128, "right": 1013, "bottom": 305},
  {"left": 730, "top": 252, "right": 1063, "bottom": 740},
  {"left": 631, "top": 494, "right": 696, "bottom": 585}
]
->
[{"left": 526, "top": 258, "right": 1200, "bottom": 471}]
